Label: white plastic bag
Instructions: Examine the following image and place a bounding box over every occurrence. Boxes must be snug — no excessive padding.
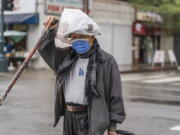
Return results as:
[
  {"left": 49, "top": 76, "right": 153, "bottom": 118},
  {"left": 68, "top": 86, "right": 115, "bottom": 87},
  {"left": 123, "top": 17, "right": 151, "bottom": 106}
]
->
[{"left": 56, "top": 8, "right": 100, "bottom": 43}]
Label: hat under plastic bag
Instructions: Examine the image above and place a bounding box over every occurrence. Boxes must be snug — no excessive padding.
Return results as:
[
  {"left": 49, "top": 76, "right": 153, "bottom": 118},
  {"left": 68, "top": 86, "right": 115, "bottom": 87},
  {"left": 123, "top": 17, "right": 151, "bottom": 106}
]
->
[{"left": 56, "top": 8, "right": 100, "bottom": 43}]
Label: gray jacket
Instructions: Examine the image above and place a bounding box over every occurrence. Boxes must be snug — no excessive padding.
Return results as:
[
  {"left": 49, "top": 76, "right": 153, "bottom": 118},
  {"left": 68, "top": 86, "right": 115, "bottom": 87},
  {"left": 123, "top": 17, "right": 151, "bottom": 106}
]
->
[{"left": 37, "top": 29, "right": 126, "bottom": 135}]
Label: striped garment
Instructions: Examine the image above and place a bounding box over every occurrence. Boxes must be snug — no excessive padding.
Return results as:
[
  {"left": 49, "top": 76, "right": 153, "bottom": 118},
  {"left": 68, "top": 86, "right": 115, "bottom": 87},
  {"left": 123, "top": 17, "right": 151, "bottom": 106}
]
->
[{"left": 56, "top": 39, "right": 100, "bottom": 105}]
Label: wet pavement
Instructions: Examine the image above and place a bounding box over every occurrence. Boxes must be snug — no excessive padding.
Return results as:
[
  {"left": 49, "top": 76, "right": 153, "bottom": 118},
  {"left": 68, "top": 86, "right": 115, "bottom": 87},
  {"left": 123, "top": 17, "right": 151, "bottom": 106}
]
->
[
  {"left": 121, "top": 71, "right": 180, "bottom": 135},
  {"left": 0, "top": 69, "right": 180, "bottom": 135}
]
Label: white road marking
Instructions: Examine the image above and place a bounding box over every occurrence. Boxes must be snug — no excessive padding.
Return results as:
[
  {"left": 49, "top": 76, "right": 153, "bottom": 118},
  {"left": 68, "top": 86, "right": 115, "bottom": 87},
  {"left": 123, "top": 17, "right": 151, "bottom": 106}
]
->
[
  {"left": 170, "top": 82, "right": 180, "bottom": 86},
  {"left": 141, "top": 77, "right": 180, "bottom": 84},
  {"left": 122, "top": 72, "right": 180, "bottom": 85},
  {"left": 122, "top": 74, "right": 169, "bottom": 81},
  {"left": 170, "top": 125, "right": 180, "bottom": 131}
]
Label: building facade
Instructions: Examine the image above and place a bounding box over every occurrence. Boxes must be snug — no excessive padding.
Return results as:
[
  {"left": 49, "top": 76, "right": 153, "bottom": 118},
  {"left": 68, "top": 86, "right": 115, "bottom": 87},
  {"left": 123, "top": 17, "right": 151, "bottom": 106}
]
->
[
  {"left": 132, "top": 11, "right": 174, "bottom": 66},
  {"left": 5, "top": 0, "right": 135, "bottom": 69},
  {"left": 91, "top": 0, "right": 135, "bottom": 66}
]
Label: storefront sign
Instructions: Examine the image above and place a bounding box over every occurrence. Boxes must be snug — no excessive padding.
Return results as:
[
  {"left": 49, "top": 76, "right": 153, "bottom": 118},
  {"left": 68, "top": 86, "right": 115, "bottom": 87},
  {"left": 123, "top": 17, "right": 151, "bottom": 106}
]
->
[
  {"left": 137, "top": 12, "right": 162, "bottom": 22},
  {"left": 168, "top": 50, "right": 178, "bottom": 66},
  {"left": 152, "top": 50, "right": 165, "bottom": 67},
  {"left": 133, "top": 21, "right": 146, "bottom": 35},
  {"left": 45, "top": 0, "right": 83, "bottom": 14},
  {"left": 5, "top": 0, "right": 37, "bottom": 14}
]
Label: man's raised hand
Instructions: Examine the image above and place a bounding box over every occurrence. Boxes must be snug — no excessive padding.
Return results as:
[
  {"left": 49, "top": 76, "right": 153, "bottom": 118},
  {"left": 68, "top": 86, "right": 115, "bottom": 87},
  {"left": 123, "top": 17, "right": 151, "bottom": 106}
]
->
[{"left": 44, "top": 16, "right": 59, "bottom": 30}]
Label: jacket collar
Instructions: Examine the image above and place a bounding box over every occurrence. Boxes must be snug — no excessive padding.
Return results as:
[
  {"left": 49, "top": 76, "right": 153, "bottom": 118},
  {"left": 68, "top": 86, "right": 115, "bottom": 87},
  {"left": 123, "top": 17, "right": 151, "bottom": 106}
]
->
[
  {"left": 92, "top": 38, "right": 106, "bottom": 64},
  {"left": 98, "top": 48, "right": 106, "bottom": 64}
]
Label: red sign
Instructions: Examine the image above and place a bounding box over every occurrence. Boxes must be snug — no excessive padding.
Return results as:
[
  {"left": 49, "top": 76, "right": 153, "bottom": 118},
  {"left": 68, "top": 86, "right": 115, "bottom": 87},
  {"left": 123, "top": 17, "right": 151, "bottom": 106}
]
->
[{"left": 133, "top": 21, "right": 146, "bottom": 35}]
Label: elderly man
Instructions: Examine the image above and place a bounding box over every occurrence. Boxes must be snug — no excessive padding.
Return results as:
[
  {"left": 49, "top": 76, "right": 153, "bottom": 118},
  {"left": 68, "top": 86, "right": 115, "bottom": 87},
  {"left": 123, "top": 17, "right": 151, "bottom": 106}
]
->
[{"left": 38, "top": 9, "right": 125, "bottom": 135}]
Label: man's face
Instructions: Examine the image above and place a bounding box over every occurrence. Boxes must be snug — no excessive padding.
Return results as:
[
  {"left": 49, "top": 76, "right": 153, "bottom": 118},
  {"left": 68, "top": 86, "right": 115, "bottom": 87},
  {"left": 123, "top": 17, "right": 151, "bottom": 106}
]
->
[{"left": 70, "top": 33, "right": 94, "bottom": 47}]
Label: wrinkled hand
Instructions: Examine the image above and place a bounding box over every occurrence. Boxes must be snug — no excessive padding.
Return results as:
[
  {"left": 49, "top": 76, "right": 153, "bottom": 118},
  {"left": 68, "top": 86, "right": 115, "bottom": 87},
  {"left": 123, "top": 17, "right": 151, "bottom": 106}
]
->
[
  {"left": 44, "top": 16, "right": 59, "bottom": 30},
  {"left": 108, "top": 130, "right": 118, "bottom": 135}
]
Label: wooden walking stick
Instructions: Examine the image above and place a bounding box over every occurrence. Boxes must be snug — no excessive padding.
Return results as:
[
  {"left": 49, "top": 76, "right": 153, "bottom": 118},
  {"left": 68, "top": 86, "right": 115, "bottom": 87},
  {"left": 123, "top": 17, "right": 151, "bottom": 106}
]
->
[{"left": 0, "top": 20, "right": 58, "bottom": 105}]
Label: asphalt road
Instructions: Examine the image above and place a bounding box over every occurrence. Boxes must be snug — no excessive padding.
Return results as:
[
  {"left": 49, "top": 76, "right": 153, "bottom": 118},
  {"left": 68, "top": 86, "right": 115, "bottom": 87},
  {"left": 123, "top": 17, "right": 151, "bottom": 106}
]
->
[
  {"left": 121, "top": 71, "right": 180, "bottom": 135},
  {"left": 0, "top": 69, "right": 180, "bottom": 135}
]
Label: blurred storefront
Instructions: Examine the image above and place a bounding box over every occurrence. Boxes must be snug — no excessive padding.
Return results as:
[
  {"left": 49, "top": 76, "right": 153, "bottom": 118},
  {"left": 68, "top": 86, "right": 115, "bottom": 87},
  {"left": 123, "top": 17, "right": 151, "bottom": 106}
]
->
[
  {"left": 132, "top": 21, "right": 161, "bottom": 65},
  {"left": 132, "top": 11, "right": 174, "bottom": 67},
  {"left": 4, "top": 0, "right": 39, "bottom": 68},
  {"left": 2, "top": 0, "right": 176, "bottom": 72},
  {"left": 1, "top": 0, "right": 135, "bottom": 69}
]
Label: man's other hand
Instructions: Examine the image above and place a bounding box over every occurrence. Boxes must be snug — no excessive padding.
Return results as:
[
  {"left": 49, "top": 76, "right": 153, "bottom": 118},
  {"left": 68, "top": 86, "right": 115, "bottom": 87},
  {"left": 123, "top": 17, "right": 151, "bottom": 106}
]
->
[{"left": 108, "top": 130, "right": 118, "bottom": 135}]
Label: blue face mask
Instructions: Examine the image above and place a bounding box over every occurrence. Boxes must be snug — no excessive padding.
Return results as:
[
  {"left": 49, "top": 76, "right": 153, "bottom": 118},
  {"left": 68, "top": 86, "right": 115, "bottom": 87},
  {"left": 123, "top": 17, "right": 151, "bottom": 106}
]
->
[{"left": 72, "top": 39, "right": 90, "bottom": 54}]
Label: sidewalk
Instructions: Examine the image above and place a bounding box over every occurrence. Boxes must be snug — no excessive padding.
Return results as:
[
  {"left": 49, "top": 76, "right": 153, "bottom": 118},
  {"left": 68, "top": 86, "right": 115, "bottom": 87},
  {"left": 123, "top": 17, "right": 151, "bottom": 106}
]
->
[{"left": 119, "top": 64, "right": 177, "bottom": 73}]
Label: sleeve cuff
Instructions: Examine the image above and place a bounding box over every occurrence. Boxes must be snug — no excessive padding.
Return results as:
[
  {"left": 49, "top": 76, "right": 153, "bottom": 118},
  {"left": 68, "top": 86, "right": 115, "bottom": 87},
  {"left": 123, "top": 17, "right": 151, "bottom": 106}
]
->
[{"left": 108, "top": 123, "right": 117, "bottom": 131}]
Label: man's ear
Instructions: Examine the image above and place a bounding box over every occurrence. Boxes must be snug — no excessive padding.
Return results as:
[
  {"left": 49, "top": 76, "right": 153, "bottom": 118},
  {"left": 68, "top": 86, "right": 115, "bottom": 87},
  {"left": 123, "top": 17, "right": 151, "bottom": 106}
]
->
[
  {"left": 92, "top": 36, "right": 95, "bottom": 43},
  {"left": 89, "top": 36, "right": 95, "bottom": 47}
]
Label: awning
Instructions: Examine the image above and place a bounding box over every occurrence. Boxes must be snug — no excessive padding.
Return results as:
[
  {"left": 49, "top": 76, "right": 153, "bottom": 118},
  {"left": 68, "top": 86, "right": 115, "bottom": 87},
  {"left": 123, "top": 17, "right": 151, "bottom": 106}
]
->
[
  {"left": 4, "top": 30, "right": 27, "bottom": 42},
  {"left": 4, "top": 13, "right": 39, "bottom": 24},
  {"left": 4, "top": 30, "right": 27, "bottom": 37}
]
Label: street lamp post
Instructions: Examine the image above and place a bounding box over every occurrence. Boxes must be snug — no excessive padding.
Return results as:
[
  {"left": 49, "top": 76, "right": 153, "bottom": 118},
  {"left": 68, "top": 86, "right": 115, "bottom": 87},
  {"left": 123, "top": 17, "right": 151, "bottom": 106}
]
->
[
  {"left": 0, "top": 0, "right": 8, "bottom": 72},
  {"left": 83, "top": 0, "right": 89, "bottom": 14}
]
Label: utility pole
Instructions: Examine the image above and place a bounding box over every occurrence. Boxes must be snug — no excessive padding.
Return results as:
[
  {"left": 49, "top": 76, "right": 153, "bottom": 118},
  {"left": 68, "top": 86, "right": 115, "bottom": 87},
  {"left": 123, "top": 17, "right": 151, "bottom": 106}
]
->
[
  {"left": 0, "top": 0, "right": 8, "bottom": 72},
  {"left": 83, "top": 0, "right": 89, "bottom": 14}
]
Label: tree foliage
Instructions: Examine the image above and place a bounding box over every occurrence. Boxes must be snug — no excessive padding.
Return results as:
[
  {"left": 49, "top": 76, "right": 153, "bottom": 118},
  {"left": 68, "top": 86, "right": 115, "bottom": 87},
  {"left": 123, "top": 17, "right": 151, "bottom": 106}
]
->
[{"left": 129, "top": 0, "right": 180, "bottom": 33}]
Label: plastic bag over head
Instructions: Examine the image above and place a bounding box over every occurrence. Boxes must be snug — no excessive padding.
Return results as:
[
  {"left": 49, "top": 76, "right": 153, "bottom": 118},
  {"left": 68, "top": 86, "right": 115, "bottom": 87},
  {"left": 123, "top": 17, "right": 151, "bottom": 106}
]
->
[{"left": 56, "top": 8, "right": 100, "bottom": 43}]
